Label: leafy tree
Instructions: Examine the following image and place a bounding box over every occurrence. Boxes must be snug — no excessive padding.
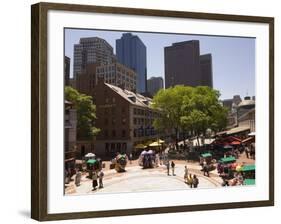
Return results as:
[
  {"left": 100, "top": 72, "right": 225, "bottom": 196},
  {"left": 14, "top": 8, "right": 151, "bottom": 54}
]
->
[
  {"left": 152, "top": 85, "right": 228, "bottom": 147},
  {"left": 65, "top": 86, "right": 100, "bottom": 140},
  {"left": 152, "top": 85, "right": 193, "bottom": 147}
]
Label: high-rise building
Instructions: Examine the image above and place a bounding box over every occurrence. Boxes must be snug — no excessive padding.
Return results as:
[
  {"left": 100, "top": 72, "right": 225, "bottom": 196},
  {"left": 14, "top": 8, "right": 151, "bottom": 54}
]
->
[
  {"left": 73, "top": 37, "right": 116, "bottom": 79},
  {"left": 200, "top": 54, "right": 213, "bottom": 87},
  {"left": 116, "top": 33, "right": 147, "bottom": 93},
  {"left": 96, "top": 62, "right": 137, "bottom": 92},
  {"left": 147, "top": 76, "right": 164, "bottom": 96},
  {"left": 164, "top": 40, "right": 213, "bottom": 88},
  {"left": 64, "top": 56, "right": 70, "bottom": 86}
]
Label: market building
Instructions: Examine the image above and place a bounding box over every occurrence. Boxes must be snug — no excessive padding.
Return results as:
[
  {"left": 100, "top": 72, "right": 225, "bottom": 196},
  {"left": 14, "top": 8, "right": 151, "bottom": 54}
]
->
[{"left": 93, "top": 79, "right": 159, "bottom": 158}]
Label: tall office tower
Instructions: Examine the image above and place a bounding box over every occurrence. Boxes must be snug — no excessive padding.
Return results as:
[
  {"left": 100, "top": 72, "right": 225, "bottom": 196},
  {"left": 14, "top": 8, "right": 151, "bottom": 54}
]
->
[
  {"left": 73, "top": 37, "right": 116, "bottom": 79},
  {"left": 147, "top": 76, "right": 164, "bottom": 96},
  {"left": 164, "top": 40, "right": 213, "bottom": 88},
  {"left": 64, "top": 56, "right": 70, "bottom": 86},
  {"left": 200, "top": 54, "right": 213, "bottom": 88},
  {"left": 116, "top": 33, "right": 147, "bottom": 93}
]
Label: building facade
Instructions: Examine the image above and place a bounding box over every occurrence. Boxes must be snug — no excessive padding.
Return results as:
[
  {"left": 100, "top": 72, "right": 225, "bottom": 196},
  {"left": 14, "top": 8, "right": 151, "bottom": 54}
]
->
[
  {"left": 73, "top": 37, "right": 116, "bottom": 79},
  {"left": 199, "top": 54, "right": 213, "bottom": 87},
  {"left": 116, "top": 33, "right": 147, "bottom": 93},
  {"left": 147, "top": 76, "right": 164, "bottom": 96},
  {"left": 164, "top": 40, "right": 213, "bottom": 88},
  {"left": 94, "top": 80, "right": 158, "bottom": 158},
  {"left": 96, "top": 62, "right": 137, "bottom": 92},
  {"left": 64, "top": 56, "right": 70, "bottom": 86},
  {"left": 64, "top": 101, "right": 77, "bottom": 174}
]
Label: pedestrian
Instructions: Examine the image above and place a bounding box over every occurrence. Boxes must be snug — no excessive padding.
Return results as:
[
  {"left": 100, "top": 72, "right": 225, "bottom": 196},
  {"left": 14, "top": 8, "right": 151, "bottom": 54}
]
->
[
  {"left": 192, "top": 174, "right": 199, "bottom": 188},
  {"left": 166, "top": 160, "right": 170, "bottom": 176},
  {"left": 92, "top": 171, "right": 98, "bottom": 191},
  {"left": 75, "top": 169, "right": 82, "bottom": 186},
  {"left": 171, "top": 161, "right": 175, "bottom": 176},
  {"left": 202, "top": 160, "right": 209, "bottom": 177},
  {"left": 187, "top": 174, "right": 193, "bottom": 188},
  {"left": 245, "top": 145, "right": 250, "bottom": 159},
  {"left": 129, "top": 153, "right": 133, "bottom": 164},
  {"left": 98, "top": 170, "right": 104, "bottom": 188},
  {"left": 184, "top": 166, "right": 188, "bottom": 183}
]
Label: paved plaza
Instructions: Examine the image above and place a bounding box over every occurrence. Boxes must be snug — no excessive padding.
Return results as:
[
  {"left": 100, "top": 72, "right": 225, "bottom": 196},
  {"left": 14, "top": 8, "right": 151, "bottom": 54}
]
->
[{"left": 65, "top": 162, "right": 223, "bottom": 195}]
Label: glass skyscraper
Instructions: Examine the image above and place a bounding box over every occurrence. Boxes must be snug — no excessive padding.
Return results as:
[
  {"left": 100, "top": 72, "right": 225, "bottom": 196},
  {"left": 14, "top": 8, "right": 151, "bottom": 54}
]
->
[{"left": 116, "top": 33, "right": 147, "bottom": 93}]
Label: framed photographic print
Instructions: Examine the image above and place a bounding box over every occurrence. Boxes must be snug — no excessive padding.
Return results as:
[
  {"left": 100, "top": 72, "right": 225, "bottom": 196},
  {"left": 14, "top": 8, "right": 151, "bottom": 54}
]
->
[{"left": 31, "top": 2, "right": 274, "bottom": 221}]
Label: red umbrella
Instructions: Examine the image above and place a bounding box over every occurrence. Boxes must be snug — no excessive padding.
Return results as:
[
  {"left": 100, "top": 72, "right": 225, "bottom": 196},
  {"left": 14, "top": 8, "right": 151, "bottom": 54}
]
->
[{"left": 231, "top": 141, "right": 241, "bottom": 145}]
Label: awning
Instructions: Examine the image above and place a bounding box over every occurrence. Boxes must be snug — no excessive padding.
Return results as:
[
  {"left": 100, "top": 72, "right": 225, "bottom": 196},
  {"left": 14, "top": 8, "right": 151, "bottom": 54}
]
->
[
  {"left": 226, "top": 126, "right": 250, "bottom": 135},
  {"left": 219, "top": 156, "right": 236, "bottom": 163},
  {"left": 201, "top": 153, "right": 212, "bottom": 158},
  {"left": 230, "top": 141, "right": 241, "bottom": 145},
  {"left": 242, "top": 164, "right": 255, "bottom": 172},
  {"left": 242, "top": 137, "right": 254, "bottom": 143}
]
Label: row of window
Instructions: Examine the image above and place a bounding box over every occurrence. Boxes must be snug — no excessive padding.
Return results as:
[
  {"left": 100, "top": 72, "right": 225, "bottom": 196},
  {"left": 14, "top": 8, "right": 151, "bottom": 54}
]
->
[
  {"left": 133, "top": 117, "right": 154, "bottom": 126},
  {"left": 105, "top": 142, "right": 127, "bottom": 154},
  {"left": 104, "top": 118, "right": 126, "bottom": 125},
  {"left": 133, "top": 128, "right": 157, "bottom": 138},
  {"left": 103, "top": 129, "right": 127, "bottom": 138},
  {"left": 133, "top": 108, "right": 157, "bottom": 117}
]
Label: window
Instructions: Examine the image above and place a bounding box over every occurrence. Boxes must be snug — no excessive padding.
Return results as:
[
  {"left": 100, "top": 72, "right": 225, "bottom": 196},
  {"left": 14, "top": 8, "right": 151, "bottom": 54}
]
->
[
  {"left": 122, "top": 118, "right": 126, "bottom": 125},
  {"left": 104, "top": 130, "right": 108, "bottom": 138},
  {"left": 112, "top": 130, "right": 116, "bottom": 137},
  {"left": 104, "top": 118, "right": 108, "bottom": 125},
  {"left": 112, "top": 118, "right": 116, "bottom": 125},
  {"left": 122, "top": 130, "right": 126, "bottom": 137}
]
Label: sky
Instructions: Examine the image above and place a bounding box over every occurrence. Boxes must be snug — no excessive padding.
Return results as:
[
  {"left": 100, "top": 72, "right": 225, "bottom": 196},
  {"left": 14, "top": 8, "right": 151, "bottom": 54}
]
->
[{"left": 64, "top": 28, "right": 255, "bottom": 100}]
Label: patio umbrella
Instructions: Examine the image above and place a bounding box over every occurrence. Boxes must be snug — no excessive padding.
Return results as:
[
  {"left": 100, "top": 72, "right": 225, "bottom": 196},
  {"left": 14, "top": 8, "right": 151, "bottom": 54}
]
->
[
  {"left": 135, "top": 144, "right": 147, "bottom": 149},
  {"left": 85, "top": 153, "right": 96, "bottom": 158},
  {"left": 149, "top": 142, "right": 162, "bottom": 147},
  {"left": 86, "top": 159, "right": 97, "bottom": 164}
]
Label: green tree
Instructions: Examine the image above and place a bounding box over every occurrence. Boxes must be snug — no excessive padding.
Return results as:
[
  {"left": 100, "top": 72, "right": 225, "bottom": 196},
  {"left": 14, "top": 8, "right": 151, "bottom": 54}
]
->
[
  {"left": 152, "top": 85, "right": 193, "bottom": 147},
  {"left": 152, "top": 85, "right": 228, "bottom": 147},
  {"left": 65, "top": 86, "right": 100, "bottom": 140}
]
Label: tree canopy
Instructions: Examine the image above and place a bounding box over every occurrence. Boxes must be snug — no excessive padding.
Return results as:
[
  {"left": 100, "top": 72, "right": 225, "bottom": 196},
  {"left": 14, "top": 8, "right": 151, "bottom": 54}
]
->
[
  {"left": 152, "top": 85, "right": 228, "bottom": 144},
  {"left": 65, "top": 86, "right": 100, "bottom": 140}
]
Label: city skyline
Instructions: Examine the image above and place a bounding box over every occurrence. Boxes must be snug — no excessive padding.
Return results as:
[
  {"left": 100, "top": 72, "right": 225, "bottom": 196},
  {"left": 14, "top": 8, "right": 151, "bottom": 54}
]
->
[{"left": 65, "top": 28, "right": 255, "bottom": 100}]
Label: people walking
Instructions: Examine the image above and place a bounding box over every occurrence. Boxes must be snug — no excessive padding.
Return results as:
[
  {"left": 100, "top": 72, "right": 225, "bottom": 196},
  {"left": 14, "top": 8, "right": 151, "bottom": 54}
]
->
[
  {"left": 202, "top": 160, "right": 209, "bottom": 177},
  {"left": 98, "top": 170, "right": 104, "bottom": 188},
  {"left": 129, "top": 153, "right": 133, "bottom": 164},
  {"left": 184, "top": 166, "right": 188, "bottom": 183},
  {"left": 166, "top": 160, "right": 170, "bottom": 176},
  {"left": 192, "top": 175, "right": 199, "bottom": 188},
  {"left": 92, "top": 170, "right": 98, "bottom": 191},
  {"left": 75, "top": 169, "right": 82, "bottom": 186},
  {"left": 187, "top": 174, "right": 193, "bottom": 188},
  {"left": 245, "top": 145, "right": 250, "bottom": 159},
  {"left": 171, "top": 161, "right": 175, "bottom": 176}
]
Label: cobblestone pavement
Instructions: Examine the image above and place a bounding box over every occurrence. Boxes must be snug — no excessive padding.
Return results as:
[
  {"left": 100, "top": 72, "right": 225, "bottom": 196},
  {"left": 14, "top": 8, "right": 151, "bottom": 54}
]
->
[{"left": 65, "top": 163, "right": 223, "bottom": 195}]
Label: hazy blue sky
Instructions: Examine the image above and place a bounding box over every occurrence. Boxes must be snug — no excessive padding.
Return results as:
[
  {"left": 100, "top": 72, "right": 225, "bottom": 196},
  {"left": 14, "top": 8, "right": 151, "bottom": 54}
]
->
[{"left": 65, "top": 28, "right": 255, "bottom": 100}]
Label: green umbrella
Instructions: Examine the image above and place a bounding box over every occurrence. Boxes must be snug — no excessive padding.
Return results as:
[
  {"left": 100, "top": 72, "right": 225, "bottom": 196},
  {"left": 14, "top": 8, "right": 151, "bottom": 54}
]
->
[
  {"left": 219, "top": 156, "right": 236, "bottom": 163},
  {"left": 244, "top": 179, "right": 255, "bottom": 185},
  {"left": 86, "top": 159, "right": 97, "bottom": 164},
  {"left": 242, "top": 164, "right": 255, "bottom": 172},
  {"left": 201, "top": 153, "right": 212, "bottom": 158}
]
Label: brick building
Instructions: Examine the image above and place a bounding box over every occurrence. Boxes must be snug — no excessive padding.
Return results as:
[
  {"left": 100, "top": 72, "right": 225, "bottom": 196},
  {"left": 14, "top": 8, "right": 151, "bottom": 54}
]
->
[{"left": 94, "top": 80, "right": 159, "bottom": 158}]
